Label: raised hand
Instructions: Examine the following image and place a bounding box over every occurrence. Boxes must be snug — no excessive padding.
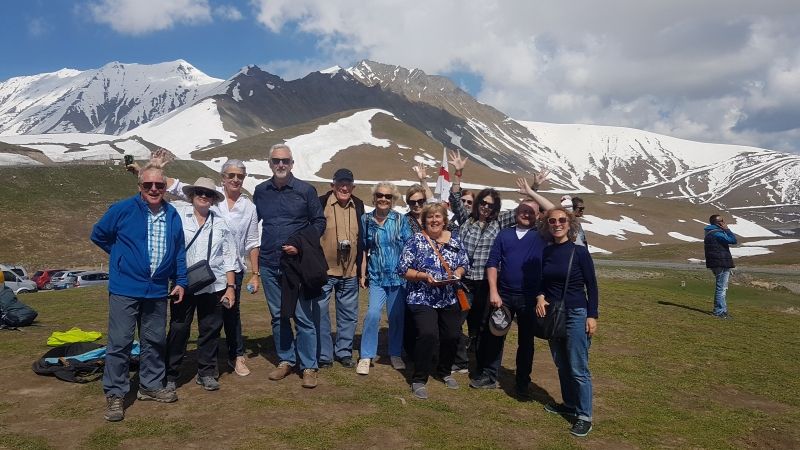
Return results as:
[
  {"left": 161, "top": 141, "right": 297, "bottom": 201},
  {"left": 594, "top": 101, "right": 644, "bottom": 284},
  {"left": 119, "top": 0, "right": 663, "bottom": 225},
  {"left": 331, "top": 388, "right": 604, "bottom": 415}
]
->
[
  {"left": 516, "top": 177, "right": 535, "bottom": 197},
  {"left": 531, "top": 167, "right": 550, "bottom": 190},
  {"left": 448, "top": 149, "right": 468, "bottom": 172},
  {"left": 149, "top": 147, "right": 176, "bottom": 168},
  {"left": 413, "top": 162, "right": 429, "bottom": 181}
]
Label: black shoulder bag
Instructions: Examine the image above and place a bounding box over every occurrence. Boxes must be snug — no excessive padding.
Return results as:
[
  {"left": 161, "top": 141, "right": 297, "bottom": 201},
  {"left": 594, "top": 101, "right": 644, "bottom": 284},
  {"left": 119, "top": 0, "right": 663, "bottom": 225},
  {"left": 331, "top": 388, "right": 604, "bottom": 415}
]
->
[
  {"left": 534, "top": 246, "right": 575, "bottom": 340},
  {"left": 185, "top": 213, "right": 216, "bottom": 295}
]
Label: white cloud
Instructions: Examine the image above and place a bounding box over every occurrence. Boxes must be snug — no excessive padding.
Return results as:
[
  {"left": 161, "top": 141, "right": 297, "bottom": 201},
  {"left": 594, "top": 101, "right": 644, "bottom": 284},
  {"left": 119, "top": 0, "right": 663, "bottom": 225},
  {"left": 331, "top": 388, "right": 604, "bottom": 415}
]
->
[
  {"left": 88, "top": 0, "right": 212, "bottom": 35},
  {"left": 214, "top": 5, "right": 243, "bottom": 21},
  {"left": 27, "top": 17, "right": 48, "bottom": 37},
  {"left": 251, "top": 0, "right": 800, "bottom": 152}
]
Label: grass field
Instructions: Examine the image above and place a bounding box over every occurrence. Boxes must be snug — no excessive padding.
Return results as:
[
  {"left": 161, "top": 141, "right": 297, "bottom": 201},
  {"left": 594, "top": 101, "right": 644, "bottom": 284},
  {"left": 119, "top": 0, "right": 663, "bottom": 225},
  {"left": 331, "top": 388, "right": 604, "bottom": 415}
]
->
[{"left": 1, "top": 268, "right": 798, "bottom": 450}]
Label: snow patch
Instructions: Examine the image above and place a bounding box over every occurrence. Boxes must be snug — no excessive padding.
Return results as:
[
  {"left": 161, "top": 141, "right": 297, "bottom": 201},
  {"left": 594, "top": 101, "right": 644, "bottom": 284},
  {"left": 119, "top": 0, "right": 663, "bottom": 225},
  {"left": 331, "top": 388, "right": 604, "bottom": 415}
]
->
[
  {"left": 728, "top": 215, "right": 779, "bottom": 238},
  {"left": 581, "top": 215, "right": 653, "bottom": 240},
  {"left": 640, "top": 242, "right": 661, "bottom": 246},
  {"left": 668, "top": 232, "right": 703, "bottom": 242},
  {"left": 731, "top": 247, "right": 772, "bottom": 258},
  {"left": 588, "top": 245, "right": 612, "bottom": 254},
  {"left": 0, "top": 153, "right": 42, "bottom": 166},
  {"left": 742, "top": 239, "right": 799, "bottom": 246}
]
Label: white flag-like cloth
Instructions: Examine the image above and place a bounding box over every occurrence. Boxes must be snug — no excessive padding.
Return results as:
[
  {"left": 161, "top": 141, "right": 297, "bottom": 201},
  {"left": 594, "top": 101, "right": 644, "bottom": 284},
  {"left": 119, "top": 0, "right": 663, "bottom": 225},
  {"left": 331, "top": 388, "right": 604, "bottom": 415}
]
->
[{"left": 434, "top": 147, "right": 451, "bottom": 202}]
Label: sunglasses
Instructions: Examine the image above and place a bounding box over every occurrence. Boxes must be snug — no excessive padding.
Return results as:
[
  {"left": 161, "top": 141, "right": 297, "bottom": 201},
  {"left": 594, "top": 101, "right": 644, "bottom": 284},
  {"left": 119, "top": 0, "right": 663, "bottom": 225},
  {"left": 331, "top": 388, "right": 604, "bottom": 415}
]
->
[
  {"left": 375, "top": 192, "right": 393, "bottom": 200},
  {"left": 270, "top": 157, "right": 292, "bottom": 166},
  {"left": 224, "top": 173, "right": 246, "bottom": 180},
  {"left": 479, "top": 200, "right": 495, "bottom": 207},
  {"left": 548, "top": 217, "right": 568, "bottom": 225},
  {"left": 575, "top": 207, "right": 585, "bottom": 212},
  {"left": 140, "top": 182, "right": 166, "bottom": 190},
  {"left": 407, "top": 199, "right": 426, "bottom": 207},
  {"left": 194, "top": 189, "right": 216, "bottom": 199},
  {"left": 461, "top": 199, "right": 473, "bottom": 205}
]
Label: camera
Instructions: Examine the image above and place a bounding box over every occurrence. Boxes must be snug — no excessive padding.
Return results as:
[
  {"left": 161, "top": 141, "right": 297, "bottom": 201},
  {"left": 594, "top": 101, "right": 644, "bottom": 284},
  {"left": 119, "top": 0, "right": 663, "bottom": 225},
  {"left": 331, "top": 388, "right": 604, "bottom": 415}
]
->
[
  {"left": 123, "top": 154, "right": 134, "bottom": 166},
  {"left": 338, "top": 240, "right": 351, "bottom": 252}
]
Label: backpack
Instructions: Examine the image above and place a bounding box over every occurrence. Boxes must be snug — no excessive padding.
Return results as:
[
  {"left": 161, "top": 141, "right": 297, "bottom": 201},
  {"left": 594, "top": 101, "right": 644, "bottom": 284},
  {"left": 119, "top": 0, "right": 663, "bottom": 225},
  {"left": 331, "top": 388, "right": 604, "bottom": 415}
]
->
[
  {"left": 0, "top": 285, "right": 38, "bottom": 328},
  {"left": 32, "top": 341, "right": 141, "bottom": 383}
]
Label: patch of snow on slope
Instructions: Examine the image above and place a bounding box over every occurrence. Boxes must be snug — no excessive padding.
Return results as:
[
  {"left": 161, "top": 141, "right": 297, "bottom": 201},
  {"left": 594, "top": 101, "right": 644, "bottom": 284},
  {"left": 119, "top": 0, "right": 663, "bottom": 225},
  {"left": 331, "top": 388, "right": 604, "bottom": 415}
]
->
[
  {"left": 124, "top": 98, "right": 236, "bottom": 158},
  {"left": 668, "top": 232, "right": 703, "bottom": 242},
  {"left": 640, "top": 242, "right": 661, "bottom": 246},
  {"left": 588, "top": 245, "right": 611, "bottom": 254},
  {"left": 114, "top": 140, "right": 151, "bottom": 158},
  {"left": 284, "top": 109, "right": 393, "bottom": 181},
  {"left": 0, "top": 133, "right": 116, "bottom": 145},
  {"left": 731, "top": 247, "right": 772, "bottom": 257},
  {"left": 729, "top": 215, "right": 778, "bottom": 238},
  {"left": 742, "top": 239, "right": 799, "bottom": 246},
  {"left": 581, "top": 215, "right": 652, "bottom": 240},
  {"left": 0, "top": 153, "right": 42, "bottom": 166}
]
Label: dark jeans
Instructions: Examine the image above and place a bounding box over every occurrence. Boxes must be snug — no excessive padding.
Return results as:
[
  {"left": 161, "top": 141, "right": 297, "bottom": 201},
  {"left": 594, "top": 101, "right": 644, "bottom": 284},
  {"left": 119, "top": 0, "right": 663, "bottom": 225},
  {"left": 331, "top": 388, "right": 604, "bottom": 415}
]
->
[
  {"left": 454, "top": 279, "right": 490, "bottom": 368},
  {"left": 474, "top": 292, "right": 536, "bottom": 389},
  {"left": 408, "top": 302, "right": 462, "bottom": 384},
  {"left": 166, "top": 289, "right": 225, "bottom": 380},
  {"left": 104, "top": 294, "right": 167, "bottom": 397},
  {"left": 222, "top": 271, "right": 245, "bottom": 359}
]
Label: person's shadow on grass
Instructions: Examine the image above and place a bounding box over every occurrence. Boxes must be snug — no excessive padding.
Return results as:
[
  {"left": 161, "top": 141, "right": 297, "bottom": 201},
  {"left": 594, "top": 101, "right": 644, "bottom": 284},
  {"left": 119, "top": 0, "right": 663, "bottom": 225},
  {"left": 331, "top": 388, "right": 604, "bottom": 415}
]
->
[{"left": 657, "top": 300, "right": 712, "bottom": 316}]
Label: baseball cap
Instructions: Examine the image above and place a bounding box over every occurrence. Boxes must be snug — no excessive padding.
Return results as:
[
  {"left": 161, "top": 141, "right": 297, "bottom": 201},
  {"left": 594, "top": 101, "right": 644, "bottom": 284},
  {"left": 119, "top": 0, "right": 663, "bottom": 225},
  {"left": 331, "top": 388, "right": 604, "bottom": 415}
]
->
[
  {"left": 489, "top": 305, "right": 512, "bottom": 337},
  {"left": 333, "top": 168, "right": 354, "bottom": 183}
]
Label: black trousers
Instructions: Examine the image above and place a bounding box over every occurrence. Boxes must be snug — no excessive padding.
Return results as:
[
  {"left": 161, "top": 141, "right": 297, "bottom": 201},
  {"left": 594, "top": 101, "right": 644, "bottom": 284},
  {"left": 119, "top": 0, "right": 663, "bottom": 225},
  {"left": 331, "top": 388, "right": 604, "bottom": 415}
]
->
[
  {"left": 408, "top": 302, "right": 462, "bottom": 384},
  {"left": 166, "top": 289, "right": 225, "bottom": 380},
  {"left": 453, "top": 279, "right": 490, "bottom": 368}
]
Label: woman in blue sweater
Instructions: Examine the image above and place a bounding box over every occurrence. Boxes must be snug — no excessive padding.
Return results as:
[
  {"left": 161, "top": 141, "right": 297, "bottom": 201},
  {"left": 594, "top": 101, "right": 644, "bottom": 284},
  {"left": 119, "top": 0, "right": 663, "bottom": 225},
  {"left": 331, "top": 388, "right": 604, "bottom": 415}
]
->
[{"left": 535, "top": 207, "right": 599, "bottom": 438}]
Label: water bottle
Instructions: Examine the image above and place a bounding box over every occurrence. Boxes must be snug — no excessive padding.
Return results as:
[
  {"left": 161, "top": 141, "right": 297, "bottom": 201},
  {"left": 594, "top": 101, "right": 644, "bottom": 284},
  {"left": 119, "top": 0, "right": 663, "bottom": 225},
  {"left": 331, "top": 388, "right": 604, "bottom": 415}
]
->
[{"left": 246, "top": 283, "right": 255, "bottom": 294}]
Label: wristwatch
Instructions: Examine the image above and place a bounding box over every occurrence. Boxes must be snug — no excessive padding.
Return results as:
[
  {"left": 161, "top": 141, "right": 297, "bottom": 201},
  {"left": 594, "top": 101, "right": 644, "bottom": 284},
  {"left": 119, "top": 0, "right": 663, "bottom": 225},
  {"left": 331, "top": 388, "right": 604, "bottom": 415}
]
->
[{"left": 226, "top": 284, "right": 237, "bottom": 289}]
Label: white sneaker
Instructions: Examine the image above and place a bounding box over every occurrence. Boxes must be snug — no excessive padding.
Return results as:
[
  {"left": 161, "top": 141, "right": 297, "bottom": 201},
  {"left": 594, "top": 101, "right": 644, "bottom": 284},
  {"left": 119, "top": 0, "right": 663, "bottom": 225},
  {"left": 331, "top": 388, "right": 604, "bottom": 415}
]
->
[
  {"left": 390, "top": 356, "right": 406, "bottom": 370},
  {"left": 356, "top": 358, "right": 371, "bottom": 375}
]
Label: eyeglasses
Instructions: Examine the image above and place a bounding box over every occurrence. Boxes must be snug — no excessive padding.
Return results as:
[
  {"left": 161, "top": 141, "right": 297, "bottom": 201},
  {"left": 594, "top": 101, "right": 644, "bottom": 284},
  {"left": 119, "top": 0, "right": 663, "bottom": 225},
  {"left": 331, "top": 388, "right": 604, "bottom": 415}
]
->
[
  {"left": 407, "top": 199, "right": 426, "bottom": 207},
  {"left": 270, "top": 157, "right": 292, "bottom": 166},
  {"left": 479, "top": 200, "right": 494, "bottom": 207},
  {"left": 194, "top": 189, "right": 216, "bottom": 199},
  {"left": 461, "top": 199, "right": 473, "bottom": 205},
  {"left": 375, "top": 193, "right": 393, "bottom": 200},
  {"left": 224, "top": 173, "right": 246, "bottom": 180},
  {"left": 548, "top": 217, "right": 568, "bottom": 225},
  {"left": 575, "top": 207, "right": 585, "bottom": 212},
  {"left": 140, "top": 182, "right": 166, "bottom": 190}
]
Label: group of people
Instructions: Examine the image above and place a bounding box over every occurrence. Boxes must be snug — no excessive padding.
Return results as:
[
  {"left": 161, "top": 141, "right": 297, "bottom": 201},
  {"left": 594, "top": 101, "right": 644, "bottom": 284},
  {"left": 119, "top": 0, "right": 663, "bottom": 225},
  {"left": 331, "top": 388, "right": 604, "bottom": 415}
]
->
[{"left": 91, "top": 144, "right": 600, "bottom": 437}]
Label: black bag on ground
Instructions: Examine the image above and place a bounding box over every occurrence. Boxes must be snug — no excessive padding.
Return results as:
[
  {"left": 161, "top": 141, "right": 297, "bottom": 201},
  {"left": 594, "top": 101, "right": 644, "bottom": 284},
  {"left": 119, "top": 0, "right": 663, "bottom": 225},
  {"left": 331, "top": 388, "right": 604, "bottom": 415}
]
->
[
  {"left": 534, "top": 246, "right": 575, "bottom": 340},
  {"left": 185, "top": 213, "right": 216, "bottom": 294},
  {"left": 32, "top": 342, "right": 106, "bottom": 383},
  {"left": 0, "top": 285, "right": 38, "bottom": 328}
]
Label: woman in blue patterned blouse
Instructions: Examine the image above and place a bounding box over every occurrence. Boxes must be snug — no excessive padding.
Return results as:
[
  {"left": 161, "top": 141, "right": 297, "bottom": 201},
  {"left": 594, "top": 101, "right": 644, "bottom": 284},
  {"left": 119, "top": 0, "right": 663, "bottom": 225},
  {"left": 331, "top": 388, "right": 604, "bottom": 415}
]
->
[
  {"left": 398, "top": 203, "right": 470, "bottom": 400},
  {"left": 356, "top": 182, "right": 413, "bottom": 376}
]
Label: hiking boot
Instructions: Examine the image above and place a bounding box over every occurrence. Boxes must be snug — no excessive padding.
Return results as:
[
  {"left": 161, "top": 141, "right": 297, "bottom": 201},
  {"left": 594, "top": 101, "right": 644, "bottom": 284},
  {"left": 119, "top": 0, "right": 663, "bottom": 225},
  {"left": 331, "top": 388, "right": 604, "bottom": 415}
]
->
[
  {"left": 515, "top": 384, "right": 532, "bottom": 401},
  {"left": 411, "top": 382, "right": 428, "bottom": 400},
  {"left": 196, "top": 375, "right": 220, "bottom": 391},
  {"left": 137, "top": 387, "right": 178, "bottom": 403},
  {"left": 165, "top": 381, "right": 177, "bottom": 392},
  {"left": 335, "top": 356, "right": 355, "bottom": 368},
  {"left": 443, "top": 375, "right": 459, "bottom": 389},
  {"left": 356, "top": 358, "right": 371, "bottom": 375},
  {"left": 302, "top": 369, "right": 318, "bottom": 388},
  {"left": 104, "top": 396, "right": 124, "bottom": 422},
  {"left": 570, "top": 419, "right": 593, "bottom": 437},
  {"left": 469, "top": 376, "right": 498, "bottom": 389},
  {"left": 318, "top": 360, "right": 334, "bottom": 369},
  {"left": 544, "top": 402, "right": 577, "bottom": 417},
  {"left": 268, "top": 362, "right": 294, "bottom": 381},
  {"left": 228, "top": 356, "right": 251, "bottom": 377},
  {"left": 390, "top": 356, "right": 406, "bottom": 370}
]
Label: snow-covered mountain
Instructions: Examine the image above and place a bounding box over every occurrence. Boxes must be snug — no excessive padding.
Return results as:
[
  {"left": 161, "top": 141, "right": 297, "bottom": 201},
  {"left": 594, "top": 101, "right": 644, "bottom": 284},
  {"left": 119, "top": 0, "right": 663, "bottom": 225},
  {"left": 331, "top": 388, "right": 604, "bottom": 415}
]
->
[
  {"left": 1, "top": 59, "right": 798, "bottom": 225},
  {"left": 0, "top": 60, "right": 221, "bottom": 135}
]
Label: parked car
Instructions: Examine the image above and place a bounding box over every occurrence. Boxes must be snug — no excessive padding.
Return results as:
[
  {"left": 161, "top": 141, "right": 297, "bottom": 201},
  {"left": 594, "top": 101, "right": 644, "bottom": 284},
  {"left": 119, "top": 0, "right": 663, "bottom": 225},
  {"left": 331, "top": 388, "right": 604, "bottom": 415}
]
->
[
  {"left": 74, "top": 271, "right": 109, "bottom": 288},
  {"left": 32, "top": 268, "right": 68, "bottom": 290},
  {"left": 0, "top": 264, "right": 29, "bottom": 280},
  {"left": 2, "top": 269, "right": 37, "bottom": 294},
  {"left": 51, "top": 271, "right": 82, "bottom": 290}
]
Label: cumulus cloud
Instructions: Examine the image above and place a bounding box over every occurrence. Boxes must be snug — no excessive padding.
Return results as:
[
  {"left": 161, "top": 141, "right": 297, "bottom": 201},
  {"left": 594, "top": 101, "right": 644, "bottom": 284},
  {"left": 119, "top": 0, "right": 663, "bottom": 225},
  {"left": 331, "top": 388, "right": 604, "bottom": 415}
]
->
[
  {"left": 88, "top": 0, "right": 212, "bottom": 35},
  {"left": 214, "top": 5, "right": 242, "bottom": 21},
  {"left": 251, "top": 0, "right": 800, "bottom": 152}
]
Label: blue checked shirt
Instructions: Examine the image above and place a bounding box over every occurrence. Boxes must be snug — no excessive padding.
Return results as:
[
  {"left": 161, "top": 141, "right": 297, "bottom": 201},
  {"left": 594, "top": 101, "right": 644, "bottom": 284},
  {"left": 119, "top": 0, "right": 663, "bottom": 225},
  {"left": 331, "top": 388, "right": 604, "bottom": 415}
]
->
[{"left": 147, "top": 207, "right": 167, "bottom": 275}]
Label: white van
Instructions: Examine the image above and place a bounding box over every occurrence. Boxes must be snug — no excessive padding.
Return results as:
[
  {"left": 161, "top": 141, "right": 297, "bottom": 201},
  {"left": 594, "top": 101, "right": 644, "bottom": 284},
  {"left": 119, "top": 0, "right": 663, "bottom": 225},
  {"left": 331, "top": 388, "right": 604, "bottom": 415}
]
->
[
  {"left": 1, "top": 269, "right": 37, "bottom": 294},
  {"left": 0, "top": 264, "right": 29, "bottom": 280}
]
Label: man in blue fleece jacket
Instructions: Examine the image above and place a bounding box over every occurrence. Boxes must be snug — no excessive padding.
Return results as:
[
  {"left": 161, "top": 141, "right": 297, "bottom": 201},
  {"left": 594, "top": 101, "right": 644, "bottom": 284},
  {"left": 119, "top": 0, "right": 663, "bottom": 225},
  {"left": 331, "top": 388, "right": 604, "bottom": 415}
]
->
[
  {"left": 91, "top": 164, "right": 187, "bottom": 422},
  {"left": 703, "top": 214, "right": 738, "bottom": 319}
]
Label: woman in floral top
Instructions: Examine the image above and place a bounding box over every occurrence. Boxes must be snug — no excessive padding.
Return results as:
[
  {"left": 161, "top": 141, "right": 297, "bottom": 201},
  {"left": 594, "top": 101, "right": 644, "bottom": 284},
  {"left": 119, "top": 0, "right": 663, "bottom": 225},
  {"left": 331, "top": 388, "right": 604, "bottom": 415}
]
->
[{"left": 398, "top": 203, "right": 469, "bottom": 400}]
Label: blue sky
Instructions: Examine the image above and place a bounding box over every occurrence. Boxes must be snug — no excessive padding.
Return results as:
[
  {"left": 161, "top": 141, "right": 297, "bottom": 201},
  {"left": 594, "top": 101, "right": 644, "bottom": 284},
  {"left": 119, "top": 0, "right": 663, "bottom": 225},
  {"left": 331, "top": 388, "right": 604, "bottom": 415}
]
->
[{"left": 3, "top": 0, "right": 800, "bottom": 152}]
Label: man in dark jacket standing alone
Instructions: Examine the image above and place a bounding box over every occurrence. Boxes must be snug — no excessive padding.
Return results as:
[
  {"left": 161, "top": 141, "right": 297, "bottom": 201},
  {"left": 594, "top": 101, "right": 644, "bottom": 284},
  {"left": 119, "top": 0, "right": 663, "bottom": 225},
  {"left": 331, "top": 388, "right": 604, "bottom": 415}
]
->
[
  {"left": 253, "top": 144, "right": 326, "bottom": 388},
  {"left": 703, "top": 214, "right": 737, "bottom": 319}
]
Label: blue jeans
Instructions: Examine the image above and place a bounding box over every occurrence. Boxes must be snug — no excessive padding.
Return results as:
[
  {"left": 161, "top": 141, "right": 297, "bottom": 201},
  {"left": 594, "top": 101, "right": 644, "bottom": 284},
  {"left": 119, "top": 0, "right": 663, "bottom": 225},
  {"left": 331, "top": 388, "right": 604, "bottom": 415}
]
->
[
  {"left": 711, "top": 267, "right": 731, "bottom": 316},
  {"left": 317, "top": 276, "right": 359, "bottom": 362},
  {"left": 359, "top": 285, "right": 405, "bottom": 359},
  {"left": 222, "top": 271, "right": 245, "bottom": 359},
  {"left": 261, "top": 266, "right": 319, "bottom": 370},
  {"left": 549, "top": 307, "right": 593, "bottom": 422},
  {"left": 104, "top": 294, "right": 167, "bottom": 397}
]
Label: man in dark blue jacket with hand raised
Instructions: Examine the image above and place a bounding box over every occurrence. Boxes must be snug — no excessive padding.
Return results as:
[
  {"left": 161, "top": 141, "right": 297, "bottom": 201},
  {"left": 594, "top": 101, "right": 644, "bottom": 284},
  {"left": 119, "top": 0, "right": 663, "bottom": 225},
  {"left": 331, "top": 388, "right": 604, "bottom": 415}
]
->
[
  {"left": 703, "top": 214, "right": 737, "bottom": 319},
  {"left": 91, "top": 164, "right": 187, "bottom": 422}
]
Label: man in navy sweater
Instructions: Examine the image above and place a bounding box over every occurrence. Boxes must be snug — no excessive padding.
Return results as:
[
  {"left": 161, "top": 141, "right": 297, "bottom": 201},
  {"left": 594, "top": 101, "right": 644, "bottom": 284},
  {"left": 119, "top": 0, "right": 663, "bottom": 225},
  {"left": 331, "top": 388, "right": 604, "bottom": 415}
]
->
[
  {"left": 91, "top": 164, "right": 187, "bottom": 422},
  {"left": 470, "top": 199, "right": 547, "bottom": 397},
  {"left": 703, "top": 214, "right": 737, "bottom": 319}
]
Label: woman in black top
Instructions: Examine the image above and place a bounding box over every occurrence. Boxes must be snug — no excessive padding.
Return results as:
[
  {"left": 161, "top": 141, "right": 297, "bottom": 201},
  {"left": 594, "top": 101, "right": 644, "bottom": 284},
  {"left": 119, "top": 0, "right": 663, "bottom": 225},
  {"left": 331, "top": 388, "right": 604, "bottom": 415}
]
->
[{"left": 535, "top": 207, "right": 599, "bottom": 438}]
